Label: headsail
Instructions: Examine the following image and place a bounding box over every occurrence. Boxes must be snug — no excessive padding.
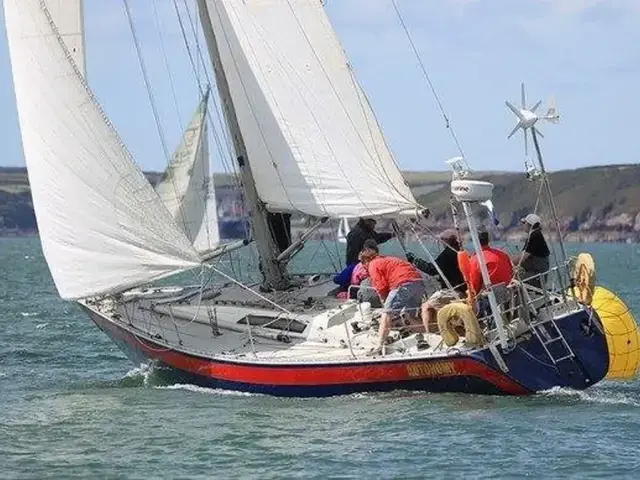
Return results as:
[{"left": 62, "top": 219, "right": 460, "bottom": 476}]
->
[
  {"left": 202, "top": 0, "right": 418, "bottom": 218},
  {"left": 45, "top": 0, "right": 85, "bottom": 77},
  {"left": 154, "top": 93, "right": 220, "bottom": 254},
  {"left": 4, "top": 0, "right": 201, "bottom": 300}
]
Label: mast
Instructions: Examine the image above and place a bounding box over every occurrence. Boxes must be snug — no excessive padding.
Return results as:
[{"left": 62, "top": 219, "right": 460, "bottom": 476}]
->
[
  {"left": 531, "top": 128, "right": 568, "bottom": 264},
  {"left": 196, "top": 0, "right": 288, "bottom": 290}
]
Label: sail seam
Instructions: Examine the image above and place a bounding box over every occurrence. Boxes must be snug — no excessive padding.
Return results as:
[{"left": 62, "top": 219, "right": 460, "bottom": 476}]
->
[
  {"left": 282, "top": 0, "right": 417, "bottom": 212},
  {"left": 211, "top": 1, "right": 298, "bottom": 212}
]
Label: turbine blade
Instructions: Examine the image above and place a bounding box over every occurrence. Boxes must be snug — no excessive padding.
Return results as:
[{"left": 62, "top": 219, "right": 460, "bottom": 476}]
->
[
  {"left": 505, "top": 101, "right": 524, "bottom": 120},
  {"left": 534, "top": 127, "right": 544, "bottom": 138},
  {"left": 507, "top": 123, "right": 520, "bottom": 139},
  {"left": 531, "top": 100, "right": 542, "bottom": 112},
  {"left": 521, "top": 83, "right": 526, "bottom": 109},
  {"left": 524, "top": 129, "right": 528, "bottom": 156}
]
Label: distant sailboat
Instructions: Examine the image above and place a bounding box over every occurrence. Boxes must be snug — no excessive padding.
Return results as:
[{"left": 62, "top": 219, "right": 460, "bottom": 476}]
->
[
  {"left": 5, "top": 0, "right": 634, "bottom": 397},
  {"left": 153, "top": 91, "right": 221, "bottom": 256},
  {"left": 337, "top": 217, "right": 350, "bottom": 244}
]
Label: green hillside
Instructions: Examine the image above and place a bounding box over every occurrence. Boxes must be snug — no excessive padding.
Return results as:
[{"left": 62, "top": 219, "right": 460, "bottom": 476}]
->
[
  {"left": 2, "top": 165, "right": 640, "bottom": 237},
  {"left": 416, "top": 164, "right": 640, "bottom": 230}
]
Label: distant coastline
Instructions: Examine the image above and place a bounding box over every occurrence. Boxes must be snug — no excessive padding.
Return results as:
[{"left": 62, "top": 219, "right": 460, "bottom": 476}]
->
[{"left": 2, "top": 165, "right": 640, "bottom": 243}]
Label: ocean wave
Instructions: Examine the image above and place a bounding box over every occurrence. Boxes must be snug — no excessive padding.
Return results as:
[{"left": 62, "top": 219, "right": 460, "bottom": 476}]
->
[
  {"left": 119, "top": 363, "right": 155, "bottom": 387},
  {"left": 155, "top": 383, "right": 260, "bottom": 397},
  {"left": 539, "top": 386, "right": 640, "bottom": 407}
]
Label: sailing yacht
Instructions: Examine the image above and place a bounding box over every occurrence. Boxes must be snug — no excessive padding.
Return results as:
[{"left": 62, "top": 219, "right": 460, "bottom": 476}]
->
[
  {"left": 153, "top": 91, "right": 222, "bottom": 256},
  {"left": 5, "top": 0, "right": 638, "bottom": 396},
  {"left": 337, "top": 218, "right": 350, "bottom": 244}
]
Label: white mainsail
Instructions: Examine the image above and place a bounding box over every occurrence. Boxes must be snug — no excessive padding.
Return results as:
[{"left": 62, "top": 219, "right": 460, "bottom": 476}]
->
[
  {"left": 154, "top": 94, "right": 220, "bottom": 254},
  {"left": 45, "top": 0, "right": 85, "bottom": 77},
  {"left": 202, "top": 0, "right": 418, "bottom": 218},
  {"left": 4, "top": 0, "right": 201, "bottom": 300}
]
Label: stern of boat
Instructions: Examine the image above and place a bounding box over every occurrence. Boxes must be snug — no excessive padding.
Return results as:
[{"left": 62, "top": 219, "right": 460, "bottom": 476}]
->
[{"left": 476, "top": 306, "right": 609, "bottom": 392}]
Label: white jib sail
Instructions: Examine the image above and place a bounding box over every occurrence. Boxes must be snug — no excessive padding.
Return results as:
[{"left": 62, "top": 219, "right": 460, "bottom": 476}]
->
[
  {"left": 154, "top": 95, "right": 220, "bottom": 253},
  {"left": 45, "top": 0, "right": 86, "bottom": 77},
  {"left": 202, "top": 0, "right": 418, "bottom": 218},
  {"left": 4, "top": 0, "right": 201, "bottom": 300}
]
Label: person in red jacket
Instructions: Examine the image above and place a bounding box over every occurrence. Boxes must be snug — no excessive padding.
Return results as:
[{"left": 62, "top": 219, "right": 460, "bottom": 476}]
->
[
  {"left": 467, "top": 228, "right": 513, "bottom": 298},
  {"left": 359, "top": 247, "right": 425, "bottom": 355}
]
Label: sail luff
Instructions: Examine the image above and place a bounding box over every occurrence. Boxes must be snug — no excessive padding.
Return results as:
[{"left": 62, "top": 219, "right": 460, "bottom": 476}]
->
[
  {"left": 4, "top": 0, "right": 201, "bottom": 300},
  {"left": 201, "top": 0, "right": 419, "bottom": 218},
  {"left": 197, "top": 0, "right": 289, "bottom": 289},
  {"left": 45, "top": 0, "right": 86, "bottom": 78}
]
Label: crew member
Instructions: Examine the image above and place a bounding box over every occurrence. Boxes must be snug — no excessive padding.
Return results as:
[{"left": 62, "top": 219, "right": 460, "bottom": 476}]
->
[
  {"left": 406, "top": 229, "right": 467, "bottom": 333},
  {"left": 345, "top": 217, "right": 394, "bottom": 265},
  {"left": 359, "top": 248, "right": 424, "bottom": 355},
  {"left": 512, "top": 213, "right": 550, "bottom": 286}
]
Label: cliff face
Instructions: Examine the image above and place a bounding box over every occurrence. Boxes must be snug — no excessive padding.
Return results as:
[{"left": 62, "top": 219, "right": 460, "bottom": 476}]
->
[{"left": 2, "top": 165, "right": 640, "bottom": 242}]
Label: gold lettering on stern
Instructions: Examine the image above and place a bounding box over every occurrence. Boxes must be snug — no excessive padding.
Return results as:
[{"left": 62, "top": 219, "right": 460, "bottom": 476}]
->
[{"left": 406, "top": 361, "right": 457, "bottom": 378}]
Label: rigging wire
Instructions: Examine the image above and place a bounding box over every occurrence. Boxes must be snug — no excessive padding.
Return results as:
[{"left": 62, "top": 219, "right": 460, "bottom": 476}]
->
[
  {"left": 283, "top": 0, "right": 413, "bottom": 215},
  {"left": 390, "top": 0, "right": 466, "bottom": 161},
  {"left": 205, "top": 264, "right": 296, "bottom": 317},
  {"left": 122, "top": 0, "right": 197, "bottom": 263},
  {"left": 173, "top": 0, "right": 255, "bottom": 259},
  {"left": 150, "top": 1, "right": 184, "bottom": 133},
  {"left": 122, "top": 0, "right": 172, "bottom": 164},
  {"left": 150, "top": 0, "right": 218, "bottom": 260},
  {"left": 176, "top": 0, "right": 236, "bottom": 170}
]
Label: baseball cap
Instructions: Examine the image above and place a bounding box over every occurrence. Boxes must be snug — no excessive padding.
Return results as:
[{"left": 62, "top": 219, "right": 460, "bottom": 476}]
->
[{"left": 521, "top": 213, "right": 541, "bottom": 226}]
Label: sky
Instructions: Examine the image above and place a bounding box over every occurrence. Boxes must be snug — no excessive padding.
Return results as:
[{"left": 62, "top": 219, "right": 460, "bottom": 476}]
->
[{"left": 0, "top": 0, "right": 638, "bottom": 173}]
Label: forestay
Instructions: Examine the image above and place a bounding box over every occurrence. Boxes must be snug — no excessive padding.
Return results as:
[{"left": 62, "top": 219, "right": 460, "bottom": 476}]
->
[
  {"left": 154, "top": 95, "right": 220, "bottom": 254},
  {"left": 4, "top": 0, "right": 201, "bottom": 300},
  {"left": 202, "top": 0, "right": 418, "bottom": 217}
]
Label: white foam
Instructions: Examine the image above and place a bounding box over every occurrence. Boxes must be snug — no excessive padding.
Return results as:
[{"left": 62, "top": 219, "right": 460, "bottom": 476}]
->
[
  {"left": 156, "top": 383, "right": 259, "bottom": 397},
  {"left": 123, "top": 363, "right": 154, "bottom": 386},
  {"left": 540, "top": 386, "right": 640, "bottom": 407}
]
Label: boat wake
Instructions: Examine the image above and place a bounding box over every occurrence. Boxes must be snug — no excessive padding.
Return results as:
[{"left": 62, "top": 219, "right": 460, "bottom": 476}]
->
[
  {"left": 155, "top": 384, "right": 259, "bottom": 397},
  {"left": 117, "top": 364, "right": 260, "bottom": 396},
  {"left": 119, "top": 363, "right": 157, "bottom": 387},
  {"left": 539, "top": 385, "right": 640, "bottom": 407}
]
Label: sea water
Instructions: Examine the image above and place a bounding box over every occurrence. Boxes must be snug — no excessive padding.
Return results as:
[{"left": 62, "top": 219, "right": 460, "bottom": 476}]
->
[{"left": 1, "top": 237, "right": 640, "bottom": 479}]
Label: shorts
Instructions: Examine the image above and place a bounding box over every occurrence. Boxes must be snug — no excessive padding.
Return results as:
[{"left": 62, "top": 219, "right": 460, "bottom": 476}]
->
[
  {"left": 424, "top": 289, "right": 461, "bottom": 310},
  {"left": 384, "top": 280, "right": 425, "bottom": 316}
]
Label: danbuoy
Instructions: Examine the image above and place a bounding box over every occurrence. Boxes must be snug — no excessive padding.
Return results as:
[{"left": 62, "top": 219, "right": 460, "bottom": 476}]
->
[
  {"left": 591, "top": 286, "right": 640, "bottom": 380},
  {"left": 572, "top": 253, "right": 596, "bottom": 305},
  {"left": 437, "top": 301, "right": 485, "bottom": 347}
]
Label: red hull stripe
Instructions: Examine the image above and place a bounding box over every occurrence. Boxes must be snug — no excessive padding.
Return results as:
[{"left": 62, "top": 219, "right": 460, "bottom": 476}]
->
[{"left": 94, "top": 312, "right": 530, "bottom": 395}]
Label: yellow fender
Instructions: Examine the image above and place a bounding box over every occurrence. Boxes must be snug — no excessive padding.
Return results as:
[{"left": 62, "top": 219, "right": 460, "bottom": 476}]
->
[
  {"left": 572, "top": 252, "right": 596, "bottom": 305},
  {"left": 437, "top": 301, "right": 485, "bottom": 348},
  {"left": 591, "top": 286, "right": 640, "bottom": 380},
  {"left": 568, "top": 253, "right": 639, "bottom": 379}
]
